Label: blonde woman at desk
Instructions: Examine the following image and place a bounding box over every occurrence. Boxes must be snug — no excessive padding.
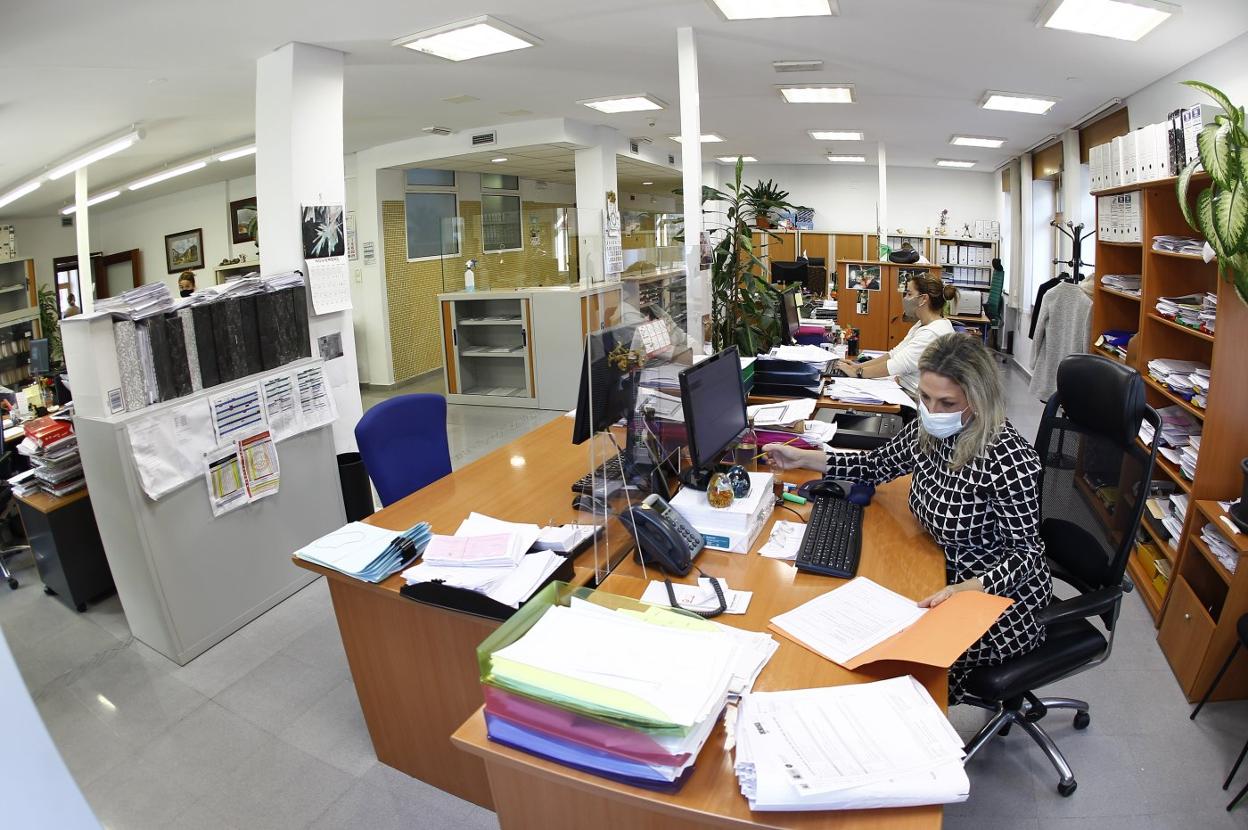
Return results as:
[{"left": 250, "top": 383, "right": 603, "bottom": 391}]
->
[
  {"left": 834, "top": 273, "right": 956, "bottom": 399},
  {"left": 766, "top": 334, "right": 1051, "bottom": 705}
]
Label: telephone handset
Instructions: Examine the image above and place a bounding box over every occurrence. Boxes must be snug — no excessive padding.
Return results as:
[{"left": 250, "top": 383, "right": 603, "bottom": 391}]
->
[{"left": 623, "top": 493, "right": 703, "bottom": 576}]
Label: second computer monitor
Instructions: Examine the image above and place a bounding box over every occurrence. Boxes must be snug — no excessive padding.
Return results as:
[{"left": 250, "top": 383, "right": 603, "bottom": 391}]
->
[
  {"left": 679, "top": 346, "right": 748, "bottom": 477},
  {"left": 770, "top": 260, "right": 808, "bottom": 288},
  {"left": 781, "top": 290, "right": 801, "bottom": 345}
]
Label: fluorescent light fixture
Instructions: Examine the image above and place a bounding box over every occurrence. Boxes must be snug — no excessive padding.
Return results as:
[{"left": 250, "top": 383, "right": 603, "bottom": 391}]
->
[
  {"left": 951, "top": 135, "right": 1005, "bottom": 148},
  {"left": 980, "top": 90, "right": 1058, "bottom": 114},
  {"left": 216, "top": 145, "right": 256, "bottom": 162},
  {"left": 779, "top": 84, "right": 855, "bottom": 104},
  {"left": 668, "top": 134, "right": 725, "bottom": 143},
  {"left": 60, "top": 190, "right": 122, "bottom": 215},
  {"left": 47, "top": 129, "right": 144, "bottom": 181},
  {"left": 809, "top": 129, "right": 863, "bottom": 141},
  {"left": 716, "top": 156, "right": 757, "bottom": 163},
  {"left": 578, "top": 94, "right": 666, "bottom": 113},
  {"left": 0, "top": 180, "right": 41, "bottom": 210},
  {"left": 393, "top": 15, "right": 540, "bottom": 62},
  {"left": 491, "top": 157, "right": 508, "bottom": 163},
  {"left": 127, "top": 160, "right": 207, "bottom": 191},
  {"left": 708, "top": 0, "right": 837, "bottom": 20},
  {"left": 642, "top": 181, "right": 654, "bottom": 185},
  {"left": 1037, "top": 0, "right": 1177, "bottom": 41},
  {"left": 826, "top": 155, "right": 866, "bottom": 163},
  {"left": 936, "top": 159, "right": 977, "bottom": 168}
]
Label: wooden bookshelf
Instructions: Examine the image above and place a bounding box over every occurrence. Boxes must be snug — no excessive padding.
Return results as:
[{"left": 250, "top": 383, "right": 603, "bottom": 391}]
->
[{"left": 1091, "top": 174, "right": 1248, "bottom": 702}]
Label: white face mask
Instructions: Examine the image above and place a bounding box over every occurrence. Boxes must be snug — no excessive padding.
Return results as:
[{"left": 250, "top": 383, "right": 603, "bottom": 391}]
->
[{"left": 919, "top": 400, "right": 967, "bottom": 439}]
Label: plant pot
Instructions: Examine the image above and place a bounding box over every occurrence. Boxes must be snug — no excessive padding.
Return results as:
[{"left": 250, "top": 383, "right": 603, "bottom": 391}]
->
[
  {"left": 755, "top": 217, "right": 770, "bottom": 229},
  {"left": 1231, "top": 458, "right": 1248, "bottom": 533}
]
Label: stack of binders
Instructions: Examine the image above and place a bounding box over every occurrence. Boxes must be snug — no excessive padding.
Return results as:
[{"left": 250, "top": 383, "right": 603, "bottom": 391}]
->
[
  {"left": 476, "top": 582, "right": 776, "bottom": 791},
  {"left": 16, "top": 414, "right": 85, "bottom": 497}
]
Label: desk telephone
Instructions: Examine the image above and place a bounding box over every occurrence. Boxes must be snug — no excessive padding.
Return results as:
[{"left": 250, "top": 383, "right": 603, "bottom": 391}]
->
[{"left": 620, "top": 493, "right": 727, "bottom": 618}]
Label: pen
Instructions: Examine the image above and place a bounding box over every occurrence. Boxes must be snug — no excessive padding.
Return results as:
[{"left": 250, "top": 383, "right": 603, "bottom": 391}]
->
[{"left": 751, "top": 436, "right": 802, "bottom": 461}]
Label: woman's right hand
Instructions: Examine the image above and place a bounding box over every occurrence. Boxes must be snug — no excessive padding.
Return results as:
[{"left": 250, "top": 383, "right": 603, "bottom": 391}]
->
[{"left": 763, "top": 443, "right": 820, "bottom": 471}]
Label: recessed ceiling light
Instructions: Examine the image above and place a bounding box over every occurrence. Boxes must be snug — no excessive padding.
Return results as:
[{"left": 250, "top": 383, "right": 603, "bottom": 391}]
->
[
  {"left": 980, "top": 90, "right": 1058, "bottom": 114},
  {"left": 936, "top": 159, "right": 977, "bottom": 168},
  {"left": 1037, "top": 0, "right": 1177, "bottom": 41},
  {"left": 127, "top": 160, "right": 208, "bottom": 190},
  {"left": 61, "top": 190, "right": 121, "bottom": 215},
  {"left": 642, "top": 181, "right": 654, "bottom": 185},
  {"left": 779, "top": 85, "right": 854, "bottom": 104},
  {"left": 708, "top": 0, "right": 837, "bottom": 20},
  {"left": 826, "top": 155, "right": 866, "bottom": 163},
  {"left": 0, "top": 179, "right": 41, "bottom": 210},
  {"left": 950, "top": 135, "right": 1005, "bottom": 148},
  {"left": 716, "top": 156, "right": 757, "bottom": 163},
  {"left": 668, "top": 134, "right": 725, "bottom": 143},
  {"left": 393, "top": 15, "right": 540, "bottom": 62},
  {"left": 47, "top": 129, "right": 144, "bottom": 180},
  {"left": 808, "top": 130, "right": 863, "bottom": 141},
  {"left": 216, "top": 145, "right": 256, "bottom": 162},
  {"left": 491, "top": 157, "right": 508, "bottom": 163},
  {"left": 578, "top": 94, "right": 666, "bottom": 114}
]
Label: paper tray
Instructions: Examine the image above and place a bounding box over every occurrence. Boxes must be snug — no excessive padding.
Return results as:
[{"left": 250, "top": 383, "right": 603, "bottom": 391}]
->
[{"left": 399, "top": 556, "right": 575, "bottom": 623}]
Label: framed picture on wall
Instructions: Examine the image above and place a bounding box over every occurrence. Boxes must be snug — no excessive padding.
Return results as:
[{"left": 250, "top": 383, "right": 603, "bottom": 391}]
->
[
  {"left": 230, "top": 198, "right": 257, "bottom": 244},
  {"left": 165, "top": 228, "right": 204, "bottom": 274},
  {"left": 847, "top": 263, "right": 881, "bottom": 292}
]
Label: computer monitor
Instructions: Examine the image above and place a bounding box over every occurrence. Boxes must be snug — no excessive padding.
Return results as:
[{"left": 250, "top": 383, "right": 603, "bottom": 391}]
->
[
  {"left": 781, "top": 290, "right": 801, "bottom": 346},
  {"left": 679, "top": 346, "right": 748, "bottom": 488},
  {"left": 805, "top": 256, "right": 826, "bottom": 267},
  {"left": 770, "top": 260, "right": 808, "bottom": 287},
  {"left": 571, "top": 324, "right": 637, "bottom": 445},
  {"left": 29, "top": 338, "right": 50, "bottom": 375}
]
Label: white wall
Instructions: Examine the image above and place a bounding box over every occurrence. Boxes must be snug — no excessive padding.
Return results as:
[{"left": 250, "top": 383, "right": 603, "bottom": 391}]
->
[
  {"left": 709, "top": 163, "right": 997, "bottom": 234},
  {"left": 1126, "top": 31, "right": 1248, "bottom": 128}
]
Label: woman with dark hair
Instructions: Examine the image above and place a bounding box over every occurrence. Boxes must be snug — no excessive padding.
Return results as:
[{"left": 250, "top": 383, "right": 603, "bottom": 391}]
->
[{"left": 767, "top": 334, "right": 1050, "bottom": 704}]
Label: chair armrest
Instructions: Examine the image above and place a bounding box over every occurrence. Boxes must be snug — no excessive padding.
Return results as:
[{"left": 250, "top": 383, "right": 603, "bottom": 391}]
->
[{"left": 1037, "top": 587, "right": 1122, "bottom": 627}]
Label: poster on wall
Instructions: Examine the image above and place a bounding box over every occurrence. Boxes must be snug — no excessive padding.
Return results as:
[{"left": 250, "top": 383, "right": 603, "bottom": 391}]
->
[
  {"left": 301, "top": 204, "right": 351, "bottom": 314},
  {"left": 847, "top": 264, "right": 881, "bottom": 292},
  {"left": 603, "top": 191, "right": 623, "bottom": 282},
  {"left": 302, "top": 205, "right": 345, "bottom": 259}
]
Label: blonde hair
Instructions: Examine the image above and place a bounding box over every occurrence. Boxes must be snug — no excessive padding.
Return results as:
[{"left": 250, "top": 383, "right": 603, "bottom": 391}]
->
[{"left": 917, "top": 334, "right": 1006, "bottom": 469}]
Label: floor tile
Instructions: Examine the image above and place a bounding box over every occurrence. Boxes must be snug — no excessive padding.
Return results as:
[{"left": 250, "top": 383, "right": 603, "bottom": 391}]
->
[
  {"left": 212, "top": 740, "right": 355, "bottom": 830},
  {"left": 169, "top": 625, "right": 283, "bottom": 699},
  {"left": 135, "top": 700, "right": 274, "bottom": 801},
  {"left": 82, "top": 752, "right": 200, "bottom": 830},
  {"left": 278, "top": 677, "right": 378, "bottom": 778},
  {"left": 216, "top": 653, "right": 346, "bottom": 735},
  {"left": 34, "top": 684, "right": 138, "bottom": 790}
]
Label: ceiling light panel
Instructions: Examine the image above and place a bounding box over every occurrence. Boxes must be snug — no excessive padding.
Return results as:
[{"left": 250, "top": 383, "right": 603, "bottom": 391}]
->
[
  {"left": 708, "top": 0, "right": 837, "bottom": 20},
  {"left": 393, "top": 15, "right": 540, "bottom": 62},
  {"left": 578, "top": 94, "right": 666, "bottom": 113},
  {"left": 669, "top": 134, "right": 725, "bottom": 143},
  {"left": 826, "top": 155, "right": 865, "bottom": 163},
  {"left": 216, "top": 145, "right": 256, "bottom": 162},
  {"left": 61, "top": 190, "right": 122, "bottom": 215},
  {"left": 950, "top": 135, "right": 1005, "bottom": 148},
  {"left": 980, "top": 91, "right": 1058, "bottom": 114},
  {"left": 127, "top": 161, "right": 207, "bottom": 191},
  {"left": 936, "top": 159, "right": 977, "bottom": 168},
  {"left": 809, "top": 130, "right": 863, "bottom": 141},
  {"left": 1037, "top": 0, "right": 1177, "bottom": 41},
  {"left": 47, "top": 129, "right": 144, "bottom": 181},
  {"left": 716, "top": 156, "right": 757, "bottom": 163},
  {"left": 779, "top": 85, "right": 855, "bottom": 104},
  {"left": 0, "top": 180, "right": 41, "bottom": 210}
]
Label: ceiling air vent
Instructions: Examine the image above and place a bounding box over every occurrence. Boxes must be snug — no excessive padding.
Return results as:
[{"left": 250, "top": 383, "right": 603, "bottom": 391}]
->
[
  {"left": 630, "top": 140, "right": 640, "bottom": 154},
  {"left": 668, "top": 154, "right": 675, "bottom": 164},
  {"left": 773, "top": 60, "right": 824, "bottom": 73},
  {"left": 471, "top": 131, "right": 497, "bottom": 146}
]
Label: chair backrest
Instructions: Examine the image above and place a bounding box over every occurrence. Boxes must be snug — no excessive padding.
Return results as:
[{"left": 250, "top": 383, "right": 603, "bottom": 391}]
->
[
  {"left": 985, "top": 267, "right": 1005, "bottom": 323},
  {"left": 354, "top": 393, "right": 453, "bottom": 507},
  {"left": 1033, "top": 355, "right": 1159, "bottom": 621}
]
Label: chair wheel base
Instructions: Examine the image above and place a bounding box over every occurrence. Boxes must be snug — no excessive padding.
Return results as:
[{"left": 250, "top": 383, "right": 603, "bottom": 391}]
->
[
  {"left": 1073, "top": 711, "right": 1090, "bottom": 730},
  {"left": 6, "top": 577, "right": 16, "bottom": 590},
  {"left": 1058, "top": 780, "right": 1078, "bottom": 797}
]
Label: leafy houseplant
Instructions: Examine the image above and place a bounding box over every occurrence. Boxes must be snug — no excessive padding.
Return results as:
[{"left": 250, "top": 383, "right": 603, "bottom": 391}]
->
[
  {"left": 699, "top": 160, "right": 804, "bottom": 354},
  {"left": 742, "top": 178, "right": 797, "bottom": 229},
  {"left": 37, "top": 284, "right": 63, "bottom": 363},
  {"left": 1176, "top": 80, "right": 1248, "bottom": 304}
]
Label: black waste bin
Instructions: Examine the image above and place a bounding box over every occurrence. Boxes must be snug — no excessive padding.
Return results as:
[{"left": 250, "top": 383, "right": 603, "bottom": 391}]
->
[{"left": 337, "top": 452, "right": 374, "bottom": 521}]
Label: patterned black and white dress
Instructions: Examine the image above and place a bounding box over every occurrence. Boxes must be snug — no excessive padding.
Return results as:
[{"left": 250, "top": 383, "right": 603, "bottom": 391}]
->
[{"left": 825, "top": 418, "right": 1052, "bottom": 704}]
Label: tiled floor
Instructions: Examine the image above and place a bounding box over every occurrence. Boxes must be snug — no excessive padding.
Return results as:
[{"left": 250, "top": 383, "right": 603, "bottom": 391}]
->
[{"left": 4, "top": 366, "right": 1246, "bottom": 829}]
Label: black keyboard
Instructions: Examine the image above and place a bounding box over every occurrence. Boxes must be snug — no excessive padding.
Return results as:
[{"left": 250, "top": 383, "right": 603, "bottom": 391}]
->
[
  {"left": 794, "top": 496, "right": 864, "bottom": 578},
  {"left": 571, "top": 455, "right": 626, "bottom": 495}
]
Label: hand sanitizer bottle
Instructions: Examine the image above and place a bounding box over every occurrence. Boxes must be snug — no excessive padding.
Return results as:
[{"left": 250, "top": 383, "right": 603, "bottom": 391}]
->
[{"left": 464, "top": 259, "right": 477, "bottom": 292}]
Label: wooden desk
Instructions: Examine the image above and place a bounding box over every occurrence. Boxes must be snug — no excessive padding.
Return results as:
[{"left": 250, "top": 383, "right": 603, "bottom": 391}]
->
[
  {"left": 951, "top": 313, "right": 991, "bottom": 344},
  {"left": 292, "top": 416, "right": 630, "bottom": 808},
  {"left": 453, "top": 470, "right": 948, "bottom": 828}
]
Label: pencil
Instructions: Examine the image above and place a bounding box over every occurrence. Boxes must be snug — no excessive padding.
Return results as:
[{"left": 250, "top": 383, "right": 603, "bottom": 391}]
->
[{"left": 751, "top": 436, "right": 802, "bottom": 461}]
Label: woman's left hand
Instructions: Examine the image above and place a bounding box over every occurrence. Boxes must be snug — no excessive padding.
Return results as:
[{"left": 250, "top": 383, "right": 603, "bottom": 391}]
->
[{"left": 918, "top": 578, "right": 984, "bottom": 608}]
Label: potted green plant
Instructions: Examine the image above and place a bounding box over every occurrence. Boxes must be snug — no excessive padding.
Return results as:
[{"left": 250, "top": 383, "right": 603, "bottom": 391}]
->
[
  {"left": 37, "top": 285, "right": 63, "bottom": 363},
  {"left": 742, "top": 178, "right": 800, "bottom": 230},
  {"left": 1176, "top": 80, "right": 1248, "bottom": 305}
]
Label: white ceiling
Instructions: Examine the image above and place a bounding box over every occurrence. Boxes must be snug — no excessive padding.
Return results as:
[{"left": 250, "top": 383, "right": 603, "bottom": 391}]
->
[
  {"left": 409, "top": 145, "right": 683, "bottom": 190},
  {"left": 3, "top": 0, "right": 1246, "bottom": 219}
]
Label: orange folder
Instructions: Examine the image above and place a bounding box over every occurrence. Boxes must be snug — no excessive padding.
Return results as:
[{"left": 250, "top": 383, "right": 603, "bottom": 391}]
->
[{"left": 771, "top": 591, "right": 1013, "bottom": 670}]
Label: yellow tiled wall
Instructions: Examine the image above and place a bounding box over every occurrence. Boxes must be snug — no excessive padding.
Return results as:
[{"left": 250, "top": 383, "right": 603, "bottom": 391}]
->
[{"left": 383, "top": 199, "right": 577, "bottom": 382}]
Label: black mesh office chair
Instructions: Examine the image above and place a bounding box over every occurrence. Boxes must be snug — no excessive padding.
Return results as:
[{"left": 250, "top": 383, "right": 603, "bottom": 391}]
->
[{"left": 961, "top": 355, "right": 1160, "bottom": 796}]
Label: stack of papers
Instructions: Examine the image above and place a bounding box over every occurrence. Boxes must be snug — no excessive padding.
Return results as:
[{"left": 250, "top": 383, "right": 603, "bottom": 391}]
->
[
  {"left": 1152, "top": 235, "right": 1206, "bottom": 256},
  {"left": 748, "top": 398, "right": 817, "bottom": 428},
  {"left": 1102, "top": 274, "right": 1141, "bottom": 296},
  {"left": 1147, "top": 358, "right": 1208, "bottom": 401},
  {"left": 824, "top": 377, "right": 916, "bottom": 410},
  {"left": 1202, "top": 523, "right": 1240, "bottom": 573},
  {"left": 1139, "top": 405, "right": 1201, "bottom": 450},
  {"left": 6, "top": 468, "right": 38, "bottom": 498},
  {"left": 1181, "top": 435, "right": 1200, "bottom": 481},
  {"left": 403, "top": 513, "right": 562, "bottom": 609},
  {"left": 1189, "top": 368, "right": 1211, "bottom": 409},
  {"left": 734, "top": 677, "right": 968, "bottom": 811},
  {"left": 480, "top": 594, "right": 777, "bottom": 789},
  {"left": 770, "top": 344, "right": 835, "bottom": 365},
  {"left": 1201, "top": 292, "right": 1218, "bottom": 334},
  {"left": 295, "top": 520, "right": 432, "bottom": 582},
  {"left": 95, "top": 282, "right": 174, "bottom": 320},
  {"left": 16, "top": 430, "right": 85, "bottom": 498},
  {"left": 1155, "top": 294, "right": 1205, "bottom": 329}
]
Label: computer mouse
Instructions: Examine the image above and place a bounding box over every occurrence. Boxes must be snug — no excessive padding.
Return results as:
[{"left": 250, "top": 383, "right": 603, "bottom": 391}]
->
[
  {"left": 798, "top": 479, "right": 847, "bottom": 500},
  {"left": 847, "top": 483, "right": 875, "bottom": 506}
]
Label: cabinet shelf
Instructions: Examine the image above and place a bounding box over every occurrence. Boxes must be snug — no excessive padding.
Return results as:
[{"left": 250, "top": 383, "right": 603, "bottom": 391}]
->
[
  {"left": 1099, "top": 240, "right": 1143, "bottom": 248},
  {"left": 1195, "top": 501, "right": 1248, "bottom": 555},
  {"left": 1147, "top": 313, "right": 1215, "bottom": 343},
  {"left": 1151, "top": 249, "right": 1212, "bottom": 262},
  {"left": 1190, "top": 533, "right": 1235, "bottom": 586},
  {"left": 1093, "top": 345, "right": 1126, "bottom": 365},
  {"left": 1141, "top": 516, "right": 1178, "bottom": 564},
  {"left": 1098, "top": 286, "right": 1141, "bottom": 302},
  {"left": 457, "top": 318, "right": 523, "bottom": 326},
  {"left": 938, "top": 262, "right": 991, "bottom": 270},
  {"left": 1143, "top": 375, "right": 1206, "bottom": 421},
  {"left": 1127, "top": 555, "right": 1164, "bottom": 617},
  {"left": 1138, "top": 437, "right": 1192, "bottom": 494},
  {"left": 1091, "top": 170, "right": 1210, "bottom": 197},
  {"left": 460, "top": 349, "right": 526, "bottom": 359}
]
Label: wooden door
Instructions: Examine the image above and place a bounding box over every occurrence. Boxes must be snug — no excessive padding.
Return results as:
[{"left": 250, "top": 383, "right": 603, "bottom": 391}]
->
[
  {"left": 98, "top": 249, "right": 142, "bottom": 298},
  {"left": 797, "top": 232, "right": 831, "bottom": 265},
  {"left": 1158, "top": 576, "right": 1216, "bottom": 696},
  {"left": 767, "top": 230, "right": 797, "bottom": 263}
]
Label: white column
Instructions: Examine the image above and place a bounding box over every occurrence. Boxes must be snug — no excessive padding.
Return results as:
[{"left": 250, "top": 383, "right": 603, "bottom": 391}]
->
[
  {"left": 256, "top": 42, "right": 364, "bottom": 453},
  {"left": 677, "top": 26, "right": 705, "bottom": 351},
  {"left": 75, "top": 169, "right": 93, "bottom": 313},
  {"left": 573, "top": 131, "right": 618, "bottom": 295},
  {"left": 876, "top": 144, "right": 888, "bottom": 257},
  {"left": 1061, "top": 128, "right": 1084, "bottom": 274}
]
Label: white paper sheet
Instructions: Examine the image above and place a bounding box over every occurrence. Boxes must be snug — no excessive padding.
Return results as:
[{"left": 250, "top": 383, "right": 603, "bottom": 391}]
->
[
  {"left": 771, "top": 345, "right": 835, "bottom": 364},
  {"left": 203, "top": 443, "right": 248, "bottom": 517},
  {"left": 639, "top": 578, "right": 752, "bottom": 615},
  {"left": 305, "top": 256, "right": 352, "bottom": 314},
  {"left": 295, "top": 364, "right": 336, "bottom": 429},
  {"left": 126, "top": 398, "right": 217, "bottom": 500},
  {"left": 261, "top": 373, "right": 301, "bottom": 441},
  {"left": 824, "top": 377, "right": 917, "bottom": 410},
  {"left": 757, "top": 520, "right": 807, "bottom": 560},
  {"left": 209, "top": 383, "right": 266, "bottom": 444},
  {"left": 769, "top": 577, "right": 926, "bottom": 667},
  {"left": 237, "top": 429, "right": 280, "bottom": 501},
  {"left": 748, "top": 398, "right": 817, "bottom": 427}
]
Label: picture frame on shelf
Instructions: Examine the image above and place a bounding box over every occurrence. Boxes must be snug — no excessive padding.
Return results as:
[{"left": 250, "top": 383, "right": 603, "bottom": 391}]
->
[
  {"left": 229, "top": 199, "right": 257, "bottom": 244},
  {"left": 164, "top": 228, "right": 204, "bottom": 274}
]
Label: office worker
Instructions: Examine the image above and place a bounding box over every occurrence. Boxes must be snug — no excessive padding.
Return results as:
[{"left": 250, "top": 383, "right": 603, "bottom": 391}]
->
[
  {"left": 178, "top": 271, "right": 196, "bottom": 298},
  {"left": 766, "top": 334, "right": 1051, "bottom": 704},
  {"left": 834, "top": 273, "right": 957, "bottom": 398}
]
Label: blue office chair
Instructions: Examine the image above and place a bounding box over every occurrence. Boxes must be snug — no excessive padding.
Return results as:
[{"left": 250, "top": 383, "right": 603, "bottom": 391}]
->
[{"left": 354, "top": 394, "right": 452, "bottom": 507}]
